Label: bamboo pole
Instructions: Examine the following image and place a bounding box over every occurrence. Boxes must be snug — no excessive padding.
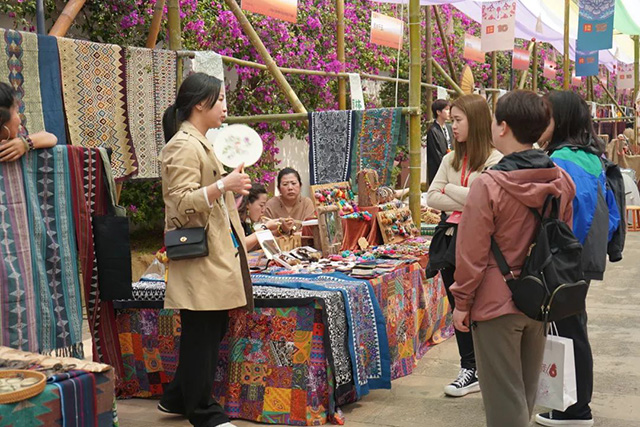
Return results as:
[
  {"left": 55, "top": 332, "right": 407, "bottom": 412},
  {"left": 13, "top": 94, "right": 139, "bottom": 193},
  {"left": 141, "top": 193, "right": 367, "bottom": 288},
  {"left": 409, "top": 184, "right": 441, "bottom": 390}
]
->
[
  {"left": 586, "top": 76, "right": 592, "bottom": 102},
  {"left": 517, "top": 40, "right": 536, "bottom": 90},
  {"left": 425, "top": 6, "right": 433, "bottom": 121},
  {"left": 146, "top": 0, "right": 166, "bottom": 49},
  {"left": 409, "top": 0, "right": 422, "bottom": 226},
  {"left": 49, "top": 0, "right": 86, "bottom": 36},
  {"left": 532, "top": 41, "right": 539, "bottom": 92},
  {"left": 430, "top": 59, "right": 464, "bottom": 96},
  {"left": 167, "top": 0, "right": 183, "bottom": 84},
  {"left": 336, "top": 0, "right": 347, "bottom": 110},
  {"left": 563, "top": 0, "right": 570, "bottom": 90},
  {"left": 225, "top": 107, "right": 419, "bottom": 124},
  {"left": 592, "top": 76, "right": 626, "bottom": 117},
  {"left": 433, "top": 6, "right": 458, "bottom": 85},
  {"left": 634, "top": 35, "right": 639, "bottom": 146},
  {"left": 223, "top": 0, "right": 306, "bottom": 114},
  {"left": 492, "top": 52, "right": 498, "bottom": 111}
]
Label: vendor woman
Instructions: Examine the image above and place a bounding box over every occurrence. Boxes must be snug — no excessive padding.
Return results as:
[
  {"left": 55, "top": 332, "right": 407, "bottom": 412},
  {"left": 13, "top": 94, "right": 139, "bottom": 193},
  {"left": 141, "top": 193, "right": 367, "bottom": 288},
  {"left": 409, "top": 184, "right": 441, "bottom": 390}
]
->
[
  {"left": 264, "top": 167, "right": 316, "bottom": 223},
  {"left": 239, "top": 183, "right": 294, "bottom": 251},
  {"left": 0, "top": 82, "right": 57, "bottom": 161}
]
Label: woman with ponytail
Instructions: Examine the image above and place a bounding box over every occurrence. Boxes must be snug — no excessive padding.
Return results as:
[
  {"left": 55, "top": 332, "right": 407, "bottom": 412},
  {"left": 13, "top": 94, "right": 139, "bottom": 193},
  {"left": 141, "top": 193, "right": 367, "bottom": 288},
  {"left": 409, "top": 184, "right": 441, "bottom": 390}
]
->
[{"left": 158, "top": 72, "right": 251, "bottom": 427}]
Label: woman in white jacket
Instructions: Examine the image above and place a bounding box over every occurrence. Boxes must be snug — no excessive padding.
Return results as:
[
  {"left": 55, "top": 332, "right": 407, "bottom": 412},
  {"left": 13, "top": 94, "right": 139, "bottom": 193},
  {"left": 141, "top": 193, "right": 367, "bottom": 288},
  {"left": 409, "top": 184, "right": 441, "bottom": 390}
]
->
[{"left": 427, "top": 94, "right": 502, "bottom": 397}]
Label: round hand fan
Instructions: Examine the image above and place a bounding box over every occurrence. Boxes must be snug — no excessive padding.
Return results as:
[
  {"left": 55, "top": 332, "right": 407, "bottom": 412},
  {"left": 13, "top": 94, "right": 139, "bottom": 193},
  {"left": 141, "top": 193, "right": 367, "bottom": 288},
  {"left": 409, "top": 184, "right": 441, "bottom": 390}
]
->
[{"left": 212, "top": 124, "right": 263, "bottom": 168}]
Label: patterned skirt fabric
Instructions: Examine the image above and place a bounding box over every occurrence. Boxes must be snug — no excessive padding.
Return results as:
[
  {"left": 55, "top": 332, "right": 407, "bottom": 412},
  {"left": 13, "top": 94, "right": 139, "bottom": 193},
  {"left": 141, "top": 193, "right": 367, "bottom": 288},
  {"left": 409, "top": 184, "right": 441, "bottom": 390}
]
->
[
  {"left": 67, "top": 146, "right": 124, "bottom": 376},
  {"left": 22, "top": 147, "right": 84, "bottom": 357},
  {"left": 57, "top": 37, "right": 138, "bottom": 181},
  {"left": 125, "top": 47, "right": 176, "bottom": 178},
  {"left": 0, "top": 160, "right": 38, "bottom": 352},
  {"left": 251, "top": 273, "right": 391, "bottom": 398},
  {"left": 213, "top": 298, "right": 335, "bottom": 426},
  {"left": 308, "top": 110, "right": 355, "bottom": 185}
]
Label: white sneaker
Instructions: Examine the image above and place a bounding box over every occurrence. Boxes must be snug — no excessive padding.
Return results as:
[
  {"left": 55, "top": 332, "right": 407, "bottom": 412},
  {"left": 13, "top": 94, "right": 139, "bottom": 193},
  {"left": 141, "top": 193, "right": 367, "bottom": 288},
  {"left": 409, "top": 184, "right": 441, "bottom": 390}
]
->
[
  {"left": 443, "top": 368, "right": 481, "bottom": 397},
  {"left": 217, "top": 423, "right": 237, "bottom": 427}
]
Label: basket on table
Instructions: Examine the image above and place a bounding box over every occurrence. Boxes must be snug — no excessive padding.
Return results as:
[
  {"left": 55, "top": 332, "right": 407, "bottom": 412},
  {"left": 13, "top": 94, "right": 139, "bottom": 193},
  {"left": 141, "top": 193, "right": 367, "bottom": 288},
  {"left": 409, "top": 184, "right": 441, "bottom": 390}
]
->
[{"left": 0, "top": 369, "right": 47, "bottom": 404}]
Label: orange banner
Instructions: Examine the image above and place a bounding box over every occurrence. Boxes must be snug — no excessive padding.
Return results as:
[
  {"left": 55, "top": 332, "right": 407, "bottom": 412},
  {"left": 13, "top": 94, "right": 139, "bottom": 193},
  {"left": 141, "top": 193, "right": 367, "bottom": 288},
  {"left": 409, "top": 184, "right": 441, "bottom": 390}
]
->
[
  {"left": 543, "top": 60, "right": 557, "bottom": 80},
  {"left": 512, "top": 48, "right": 530, "bottom": 71},
  {"left": 370, "top": 12, "right": 403, "bottom": 50},
  {"left": 242, "top": 0, "right": 297, "bottom": 23},
  {"left": 463, "top": 33, "right": 484, "bottom": 63}
]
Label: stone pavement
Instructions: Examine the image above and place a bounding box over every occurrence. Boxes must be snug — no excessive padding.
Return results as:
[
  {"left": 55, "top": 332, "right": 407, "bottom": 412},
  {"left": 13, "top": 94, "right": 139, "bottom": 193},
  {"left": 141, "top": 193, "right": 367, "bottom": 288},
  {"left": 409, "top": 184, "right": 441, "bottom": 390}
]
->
[{"left": 115, "top": 233, "right": 640, "bottom": 426}]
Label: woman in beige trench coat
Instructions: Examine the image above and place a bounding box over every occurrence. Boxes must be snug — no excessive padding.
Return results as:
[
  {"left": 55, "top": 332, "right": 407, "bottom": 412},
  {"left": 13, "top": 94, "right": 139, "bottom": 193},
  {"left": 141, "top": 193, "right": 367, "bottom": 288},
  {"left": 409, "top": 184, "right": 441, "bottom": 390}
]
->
[{"left": 157, "top": 72, "right": 252, "bottom": 427}]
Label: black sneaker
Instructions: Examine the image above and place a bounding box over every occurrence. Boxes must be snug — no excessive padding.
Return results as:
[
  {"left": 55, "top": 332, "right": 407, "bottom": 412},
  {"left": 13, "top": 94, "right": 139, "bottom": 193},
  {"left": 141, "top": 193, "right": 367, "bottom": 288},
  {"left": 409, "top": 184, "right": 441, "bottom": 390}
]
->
[
  {"left": 443, "top": 368, "right": 480, "bottom": 397},
  {"left": 157, "top": 402, "right": 184, "bottom": 416},
  {"left": 535, "top": 412, "right": 594, "bottom": 426}
]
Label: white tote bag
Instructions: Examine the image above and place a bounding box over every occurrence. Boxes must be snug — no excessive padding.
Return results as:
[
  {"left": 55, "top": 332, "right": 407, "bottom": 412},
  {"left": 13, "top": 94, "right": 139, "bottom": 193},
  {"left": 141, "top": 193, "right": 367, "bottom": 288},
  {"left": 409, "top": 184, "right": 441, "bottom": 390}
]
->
[{"left": 536, "top": 326, "right": 578, "bottom": 411}]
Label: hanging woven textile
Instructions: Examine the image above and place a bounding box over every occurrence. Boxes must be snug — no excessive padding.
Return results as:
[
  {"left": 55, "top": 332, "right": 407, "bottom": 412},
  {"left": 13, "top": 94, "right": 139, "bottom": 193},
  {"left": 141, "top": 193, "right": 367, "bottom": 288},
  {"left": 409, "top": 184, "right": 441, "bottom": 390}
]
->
[
  {"left": 22, "top": 147, "right": 84, "bottom": 357},
  {"left": 57, "top": 37, "right": 138, "bottom": 180},
  {"left": 308, "top": 110, "right": 355, "bottom": 185}
]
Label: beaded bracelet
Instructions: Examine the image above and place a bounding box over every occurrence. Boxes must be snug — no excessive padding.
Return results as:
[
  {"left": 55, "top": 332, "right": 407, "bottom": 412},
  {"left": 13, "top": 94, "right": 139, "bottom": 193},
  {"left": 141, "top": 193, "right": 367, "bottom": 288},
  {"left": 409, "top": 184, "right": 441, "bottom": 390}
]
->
[{"left": 20, "top": 135, "right": 34, "bottom": 152}]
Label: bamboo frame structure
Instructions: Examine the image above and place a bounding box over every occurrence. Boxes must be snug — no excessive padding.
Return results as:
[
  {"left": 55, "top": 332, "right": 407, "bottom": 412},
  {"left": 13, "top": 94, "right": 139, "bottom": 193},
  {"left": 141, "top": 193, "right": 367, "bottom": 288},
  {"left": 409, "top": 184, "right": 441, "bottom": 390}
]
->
[
  {"left": 425, "top": 7, "right": 433, "bottom": 122},
  {"left": 492, "top": 52, "right": 498, "bottom": 111},
  {"left": 337, "top": 0, "right": 347, "bottom": 110},
  {"left": 408, "top": 0, "right": 422, "bottom": 225},
  {"left": 563, "top": 0, "right": 570, "bottom": 90},
  {"left": 592, "top": 76, "right": 626, "bottom": 117},
  {"left": 430, "top": 59, "right": 464, "bottom": 96},
  {"left": 517, "top": 40, "right": 536, "bottom": 90},
  {"left": 146, "top": 0, "right": 166, "bottom": 49},
  {"left": 532, "top": 41, "right": 539, "bottom": 92},
  {"left": 225, "top": 107, "right": 419, "bottom": 124},
  {"left": 36, "top": 0, "right": 46, "bottom": 35},
  {"left": 433, "top": 6, "right": 458, "bottom": 85},
  {"left": 167, "top": 0, "right": 183, "bottom": 83},
  {"left": 223, "top": 0, "right": 307, "bottom": 114},
  {"left": 634, "top": 35, "right": 639, "bottom": 146},
  {"left": 48, "top": 0, "right": 85, "bottom": 36}
]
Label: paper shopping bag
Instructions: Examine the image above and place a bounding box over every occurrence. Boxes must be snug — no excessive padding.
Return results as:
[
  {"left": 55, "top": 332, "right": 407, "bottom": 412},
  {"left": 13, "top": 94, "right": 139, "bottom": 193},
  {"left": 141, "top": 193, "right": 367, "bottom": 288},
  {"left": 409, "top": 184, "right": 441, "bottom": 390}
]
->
[{"left": 536, "top": 334, "right": 578, "bottom": 411}]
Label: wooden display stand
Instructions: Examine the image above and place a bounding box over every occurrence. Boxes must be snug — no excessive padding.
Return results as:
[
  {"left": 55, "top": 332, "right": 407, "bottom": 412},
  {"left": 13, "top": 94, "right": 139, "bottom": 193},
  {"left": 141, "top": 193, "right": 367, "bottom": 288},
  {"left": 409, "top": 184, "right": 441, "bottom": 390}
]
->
[
  {"left": 276, "top": 234, "right": 302, "bottom": 251},
  {"left": 317, "top": 206, "right": 344, "bottom": 256},
  {"left": 377, "top": 207, "right": 420, "bottom": 244},
  {"left": 310, "top": 181, "right": 355, "bottom": 216},
  {"left": 357, "top": 169, "right": 379, "bottom": 207}
]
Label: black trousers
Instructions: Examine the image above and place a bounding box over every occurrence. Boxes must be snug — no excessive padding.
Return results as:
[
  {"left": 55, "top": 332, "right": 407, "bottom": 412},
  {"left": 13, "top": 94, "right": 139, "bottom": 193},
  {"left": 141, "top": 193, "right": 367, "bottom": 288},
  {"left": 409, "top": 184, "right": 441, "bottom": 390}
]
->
[
  {"left": 441, "top": 267, "right": 476, "bottom": 370},
  {"left": 552, "top": 308, "right": 593, "bottom": 419},
  {"left": 160, "top": 309, "right": 230, "bottom": 427}
]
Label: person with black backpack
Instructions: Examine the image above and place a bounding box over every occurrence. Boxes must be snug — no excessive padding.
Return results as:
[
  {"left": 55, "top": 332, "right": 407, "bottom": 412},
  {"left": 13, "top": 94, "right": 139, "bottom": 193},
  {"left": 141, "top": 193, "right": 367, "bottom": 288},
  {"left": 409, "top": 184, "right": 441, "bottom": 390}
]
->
[
  {"left": 533, "top": 91, "right": 623, "bottom": 427},
  {"left": 451, "top": 90, "right": 577, "bottom": 427}
]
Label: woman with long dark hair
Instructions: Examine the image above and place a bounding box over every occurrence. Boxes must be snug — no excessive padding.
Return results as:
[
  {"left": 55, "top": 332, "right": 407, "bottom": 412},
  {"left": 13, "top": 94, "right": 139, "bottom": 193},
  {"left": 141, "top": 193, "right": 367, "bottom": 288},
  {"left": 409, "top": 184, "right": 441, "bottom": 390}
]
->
[
  {"left": 426, "top": 94, "right": 502, "bottom": 397},
  {"left": 0, "top": 82, "right": 57, "bottom": 160},
  {"left": 158, "top": 72, "right": 252, "bottom": 427},
  {"left": 238, "top": 183, "right": 282, "bottom": 251},
  {"left": 534, "top": 91, "right": 622, "bottom": 427}
]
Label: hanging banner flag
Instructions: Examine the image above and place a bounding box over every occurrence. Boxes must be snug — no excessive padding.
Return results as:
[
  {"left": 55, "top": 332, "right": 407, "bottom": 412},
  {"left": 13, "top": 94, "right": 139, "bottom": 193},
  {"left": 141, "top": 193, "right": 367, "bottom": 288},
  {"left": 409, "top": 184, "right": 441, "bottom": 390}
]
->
[
  {"left": 481, "top": 0, "right": 517, "bottom": 53},
  {"left": 370, "top": 12, "right": 404, "bottom": 50},
  {"left": 577, "top": 0, "right": 615, "bottom": 51},
  {"left": 576, "top": 50, "right": 599, "bottom": 77},
  {"left": 463, "top": 33, "right": 484, "bottom": 63},
  {"left": 617, "top": 63, "right": 635, "bottom": 92},
  {"left": 241, "top": 0, "right": 298, "bottom": 23},
  {"left": 543, "top": 60, "right": 557, "bottom": 80},
  {"left": 348, "top": 73, "right": 365, "bottom": 110},
  {"left": 512, "top": 48, "right": 530, "bottom": 71}
]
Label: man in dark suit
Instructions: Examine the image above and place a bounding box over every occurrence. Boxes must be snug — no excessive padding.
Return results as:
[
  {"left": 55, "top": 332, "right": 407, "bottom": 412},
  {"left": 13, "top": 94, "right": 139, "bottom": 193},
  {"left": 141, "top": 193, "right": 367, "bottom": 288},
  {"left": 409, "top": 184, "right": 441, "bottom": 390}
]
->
[{"left": 426, "top": 99, "right": 453, "bottom": 185}]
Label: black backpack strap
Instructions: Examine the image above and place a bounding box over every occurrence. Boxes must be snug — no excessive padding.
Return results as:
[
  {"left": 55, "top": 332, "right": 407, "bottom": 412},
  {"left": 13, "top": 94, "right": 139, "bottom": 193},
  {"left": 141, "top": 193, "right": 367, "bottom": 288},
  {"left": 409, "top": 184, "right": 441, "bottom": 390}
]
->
[
  {"left": 530, "top": 194, "right": 559, "bottom": 220},
  {"left": 490, "top": 237, "right": 515, "bottom": 282}
]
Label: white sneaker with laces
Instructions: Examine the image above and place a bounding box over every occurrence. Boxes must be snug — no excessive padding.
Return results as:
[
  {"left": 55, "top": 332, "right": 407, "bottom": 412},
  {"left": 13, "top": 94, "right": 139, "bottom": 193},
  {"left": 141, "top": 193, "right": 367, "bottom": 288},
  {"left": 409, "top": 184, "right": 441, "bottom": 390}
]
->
[
  {"left": 443, "top": 367, "right": 480, "bottom": 397},
  {"left": 217, "top": 423, "right": 237, "bottom": 427}
]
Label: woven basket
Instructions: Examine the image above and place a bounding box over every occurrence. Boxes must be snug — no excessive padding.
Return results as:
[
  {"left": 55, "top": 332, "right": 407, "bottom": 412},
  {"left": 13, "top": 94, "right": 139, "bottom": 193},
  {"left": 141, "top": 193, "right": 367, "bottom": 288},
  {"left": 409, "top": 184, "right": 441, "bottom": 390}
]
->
[{"left": 0, "top": 370, "right": 47, "bottom": 404}]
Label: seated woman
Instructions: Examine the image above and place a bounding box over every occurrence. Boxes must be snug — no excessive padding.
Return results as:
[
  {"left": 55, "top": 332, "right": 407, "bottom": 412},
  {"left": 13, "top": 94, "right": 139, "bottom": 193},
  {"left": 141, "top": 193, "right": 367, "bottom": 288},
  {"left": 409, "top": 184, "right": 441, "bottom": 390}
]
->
[
  {"left": 264, "top": 167, "right": 316, "bottom": 227},
  {"left": 239, "top": 183, "right": 293, "bottom": 251},
  {"left": 0, "top": 82, "right": 57, "bottom": 161}
]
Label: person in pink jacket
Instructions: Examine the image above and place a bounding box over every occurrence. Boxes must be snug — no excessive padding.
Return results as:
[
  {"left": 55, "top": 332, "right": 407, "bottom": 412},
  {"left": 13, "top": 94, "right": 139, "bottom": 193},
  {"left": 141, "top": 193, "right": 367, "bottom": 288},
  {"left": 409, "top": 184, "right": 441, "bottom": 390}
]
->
[{"left": 451, "top": 90, "right": 576, "bottom": 427}]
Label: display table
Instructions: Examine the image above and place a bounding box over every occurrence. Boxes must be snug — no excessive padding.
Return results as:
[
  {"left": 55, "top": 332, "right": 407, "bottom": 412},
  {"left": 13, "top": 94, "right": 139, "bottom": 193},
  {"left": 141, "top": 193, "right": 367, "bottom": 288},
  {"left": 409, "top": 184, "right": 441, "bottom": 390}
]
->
[
  {"left": 340, "top": 207, "right": 382, "bottom": 251},
  {"left": 113, "top": 264, "right": 452, "bottom": 426},
  {"left": 0, "top": 347, "right": 117, "bottom": 427}
]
